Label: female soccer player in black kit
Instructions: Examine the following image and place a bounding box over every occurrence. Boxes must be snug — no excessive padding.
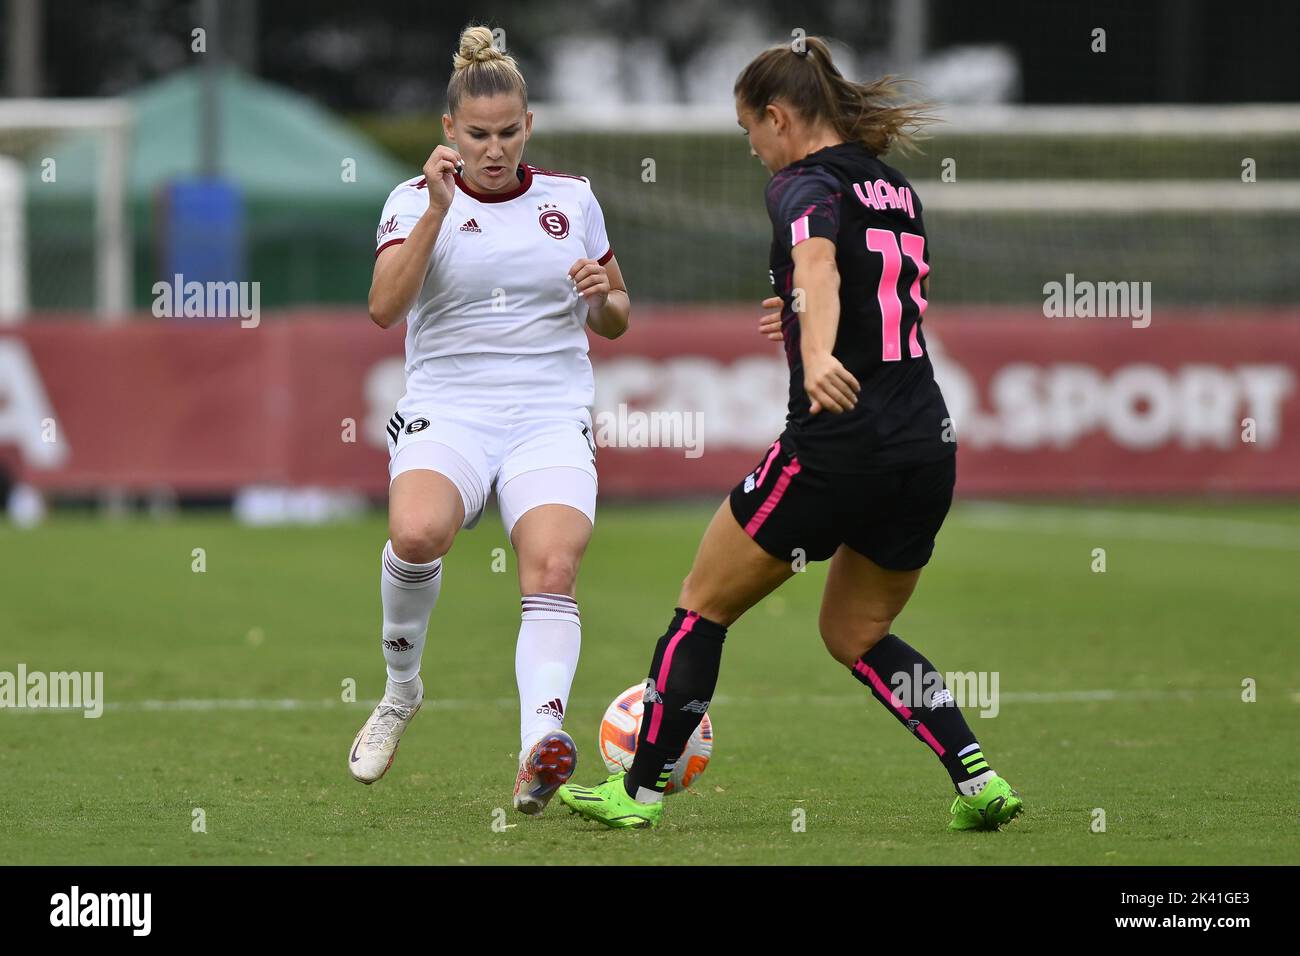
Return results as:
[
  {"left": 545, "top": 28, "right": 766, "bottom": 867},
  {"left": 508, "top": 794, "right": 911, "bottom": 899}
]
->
[{"left": 559, "top": 37, "right": 1023, "bottom": 831}]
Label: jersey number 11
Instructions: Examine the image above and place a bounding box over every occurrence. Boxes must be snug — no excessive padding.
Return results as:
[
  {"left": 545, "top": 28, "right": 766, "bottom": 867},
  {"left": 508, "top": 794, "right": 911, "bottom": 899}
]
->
[{"left": 866, "top": 228, "right": 928, "bottom": 362}]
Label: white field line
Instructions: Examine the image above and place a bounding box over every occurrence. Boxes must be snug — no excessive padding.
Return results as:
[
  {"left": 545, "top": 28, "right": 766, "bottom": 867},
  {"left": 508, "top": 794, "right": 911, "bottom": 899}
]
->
[
  {"left": 953, "top": 503, "right": 1300, "bottom": 552},
  {"left": 0, "top": 687, "right": 1284, "bottom": 715}
]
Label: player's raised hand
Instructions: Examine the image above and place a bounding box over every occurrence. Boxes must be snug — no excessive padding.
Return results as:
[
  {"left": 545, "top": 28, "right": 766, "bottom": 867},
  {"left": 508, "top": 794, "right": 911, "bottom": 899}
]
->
[
  {"left": 758, "top": 295, "right": 784, "bottom": 341},
  {"left": 423, "top": 145, "right": 461, "bottom": 215},
  {"left": 803, "top": 351, "right": 860, "bottom": 415},
  {"left": 569, "top": 258, "right": 610, "bottom": 311}
]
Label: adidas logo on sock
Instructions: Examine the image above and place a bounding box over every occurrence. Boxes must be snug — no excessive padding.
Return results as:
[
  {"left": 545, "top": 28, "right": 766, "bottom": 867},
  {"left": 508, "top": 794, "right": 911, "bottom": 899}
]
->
[
  {"left": 459, "top": 218, "right": 482, "bottom": 233},
  {"left": 535, "top": 698, "right": 564, "bottom": 720},
  {"left": 383, "top": 637, "right": 415, "bottom": 652}
]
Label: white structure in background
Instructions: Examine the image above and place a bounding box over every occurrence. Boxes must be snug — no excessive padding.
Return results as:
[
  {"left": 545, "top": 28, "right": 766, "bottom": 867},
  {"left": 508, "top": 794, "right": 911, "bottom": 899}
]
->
[
  {"left": 233, "top": 486, "right": 369, "bottom": 526},
  {"left": 544, "top": 34, "right": 679, "bottom": 106},
  {"left": 913, "top": 46, "right": 1020, "bottom": 104},
  {"left": 0, "top": 99, "right": 132, "bottom": 321},
  {"left": 0, "top": 156, "right": 26, "bottom": 321},
  {"left": 7, "top": 483, "right": 46, "bottom": 528},
  {"left": 0, "top": 101, "right": 131, "bottom": 525},
  {"left": 544, "top": 35, "right": 628, "bottom": 108},
  {"left": 537, "top": 0, "right": 1015, "bottom": 110},
  {"left": 681, "top": 22, "right": 782, "bottom": 105}
]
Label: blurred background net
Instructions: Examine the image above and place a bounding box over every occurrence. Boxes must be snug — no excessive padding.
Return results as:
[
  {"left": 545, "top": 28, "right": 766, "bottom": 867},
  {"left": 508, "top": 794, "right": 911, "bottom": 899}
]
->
[
  {"left": 365, "top": 106, "right": 1300, "bottom": 307},
  {"left": 3, "top": 0, "right": 1299, "bottom": 313}
]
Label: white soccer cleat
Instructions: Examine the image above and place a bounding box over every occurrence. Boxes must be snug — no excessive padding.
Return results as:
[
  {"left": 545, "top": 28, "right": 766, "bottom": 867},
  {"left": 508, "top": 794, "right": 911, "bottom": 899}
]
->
[
  {"left": 348, "top": 680, "right": 423, "bottom": 785},
  {"left": 513, "top": 730, "right": 578, "bottom": 815}
]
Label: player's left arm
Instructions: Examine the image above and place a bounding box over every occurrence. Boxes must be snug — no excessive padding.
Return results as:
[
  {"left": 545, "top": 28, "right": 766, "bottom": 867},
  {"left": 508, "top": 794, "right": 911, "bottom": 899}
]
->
[{"left": 572, "top": 255, "right": 630, "bottom": 340}]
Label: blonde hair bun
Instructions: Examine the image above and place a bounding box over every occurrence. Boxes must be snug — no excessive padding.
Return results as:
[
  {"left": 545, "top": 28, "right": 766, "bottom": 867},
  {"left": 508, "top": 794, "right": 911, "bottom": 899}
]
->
[
  {"left": 447, "top": 23, "right": 528, "bottom": 113},
  {"left": 453, "top": 25, "right": 508, "bottom": 71}
]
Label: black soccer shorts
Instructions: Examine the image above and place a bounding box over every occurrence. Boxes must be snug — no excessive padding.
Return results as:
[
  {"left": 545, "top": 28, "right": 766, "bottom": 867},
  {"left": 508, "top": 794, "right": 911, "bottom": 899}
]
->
[{"left": 728, "top": 438, "right": 956, "bottom": 571}]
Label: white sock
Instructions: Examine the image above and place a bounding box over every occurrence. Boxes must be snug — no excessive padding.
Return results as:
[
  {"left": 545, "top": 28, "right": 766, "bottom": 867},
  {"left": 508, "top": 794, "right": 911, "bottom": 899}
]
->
[
  {"left": 516, "top": 593, "right": 581, "bottom": 753},
  {"left": 380, "top": 539, "right": 442, "bottom": 684},
  {"left": 385, "top": 674, "right": 422, "bottom": 706}
]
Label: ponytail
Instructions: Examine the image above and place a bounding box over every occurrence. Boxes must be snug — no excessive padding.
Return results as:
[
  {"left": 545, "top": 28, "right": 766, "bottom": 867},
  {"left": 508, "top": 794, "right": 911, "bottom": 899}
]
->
[{"left": 734, "top": 36, "right": 933, "bottom": 155}]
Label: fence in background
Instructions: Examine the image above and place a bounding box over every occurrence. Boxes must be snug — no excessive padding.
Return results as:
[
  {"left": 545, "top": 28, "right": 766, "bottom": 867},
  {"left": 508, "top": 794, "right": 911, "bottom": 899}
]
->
[{"left": 2, "top": 308, "right": 1297, "bottom": 498}]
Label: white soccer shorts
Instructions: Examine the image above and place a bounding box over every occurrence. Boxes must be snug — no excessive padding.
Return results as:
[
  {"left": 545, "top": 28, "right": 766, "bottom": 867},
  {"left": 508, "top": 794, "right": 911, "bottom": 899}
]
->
[{"left": 386, "top": 409, "right": 598, "bottom": 536}]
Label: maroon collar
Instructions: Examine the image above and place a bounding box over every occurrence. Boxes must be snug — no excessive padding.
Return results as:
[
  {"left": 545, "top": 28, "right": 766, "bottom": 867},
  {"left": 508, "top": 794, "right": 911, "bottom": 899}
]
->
[{"left": 453, "top": 164, "right": 533, "bottom": 203}]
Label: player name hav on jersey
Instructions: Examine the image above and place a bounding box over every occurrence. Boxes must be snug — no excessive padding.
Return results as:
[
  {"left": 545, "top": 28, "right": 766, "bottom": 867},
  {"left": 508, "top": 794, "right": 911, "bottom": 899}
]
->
[{"left": 851, "top": 178, "right": 917, "bottom": 219}]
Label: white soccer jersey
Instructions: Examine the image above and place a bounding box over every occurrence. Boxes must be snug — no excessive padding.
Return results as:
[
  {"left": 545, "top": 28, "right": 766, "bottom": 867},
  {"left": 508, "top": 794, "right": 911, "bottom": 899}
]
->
[{"left": 375, "top": 163, "right": 613, "bottom": 414}]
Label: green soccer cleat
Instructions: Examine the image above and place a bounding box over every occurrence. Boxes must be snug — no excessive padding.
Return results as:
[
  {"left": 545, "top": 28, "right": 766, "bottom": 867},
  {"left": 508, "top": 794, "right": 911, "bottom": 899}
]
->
[
  {"left": 558, "top": 772, "right": 664, "bottom": 829},
  {"left": 948, "top": 775, "right": 1024, "bottom": 831}
]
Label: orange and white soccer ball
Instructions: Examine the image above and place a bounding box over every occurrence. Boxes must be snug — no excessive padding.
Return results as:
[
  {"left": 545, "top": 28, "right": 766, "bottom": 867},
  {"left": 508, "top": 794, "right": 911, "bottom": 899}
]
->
[{"left": 598, "top": 682, "right": 713, "bottom": 794}]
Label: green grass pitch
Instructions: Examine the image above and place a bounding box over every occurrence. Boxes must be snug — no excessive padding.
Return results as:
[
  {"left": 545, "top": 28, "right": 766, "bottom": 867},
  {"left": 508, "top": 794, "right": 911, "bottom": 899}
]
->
[{"left": 2, "top": 500, "right": 1297, "bottom": 865}]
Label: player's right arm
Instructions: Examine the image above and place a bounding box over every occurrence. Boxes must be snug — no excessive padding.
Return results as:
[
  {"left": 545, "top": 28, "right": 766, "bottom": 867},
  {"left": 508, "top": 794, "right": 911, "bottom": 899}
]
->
[
  {"left": 793, "top": 237, "right": 859, "bottom": 415},
  {"left": 368, "top": 146, "right": 459, "bottom": 329},
  {"left": 765, "top": 166, "right": 859, "bottom": 414}
]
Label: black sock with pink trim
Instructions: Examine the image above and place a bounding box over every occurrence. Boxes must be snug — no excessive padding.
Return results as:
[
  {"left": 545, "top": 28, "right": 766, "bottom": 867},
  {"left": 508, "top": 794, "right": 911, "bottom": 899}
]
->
[
  {"left": 851, "top": 634, "right": 995, "bottom": 796},
  {"left": 622, "top": 608, "right": 726, "bottom": 803}
]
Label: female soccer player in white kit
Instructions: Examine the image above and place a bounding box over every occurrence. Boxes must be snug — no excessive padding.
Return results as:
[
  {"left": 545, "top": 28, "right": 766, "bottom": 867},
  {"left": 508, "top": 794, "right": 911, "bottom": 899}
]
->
[{"left": 349, "top": 25, "right": 630, "bottom": 815}]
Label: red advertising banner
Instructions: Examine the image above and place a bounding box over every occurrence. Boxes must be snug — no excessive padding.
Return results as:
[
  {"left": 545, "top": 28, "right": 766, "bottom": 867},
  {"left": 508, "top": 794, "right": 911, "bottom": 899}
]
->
[{"left": 1, "top": 308, "right": 1297, "bottom": 497}]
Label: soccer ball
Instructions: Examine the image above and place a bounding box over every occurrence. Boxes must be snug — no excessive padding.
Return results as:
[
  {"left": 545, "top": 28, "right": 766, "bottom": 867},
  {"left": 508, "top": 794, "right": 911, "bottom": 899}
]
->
[{"left": 598, "top": 682, "right": 713, "bottom": 794}]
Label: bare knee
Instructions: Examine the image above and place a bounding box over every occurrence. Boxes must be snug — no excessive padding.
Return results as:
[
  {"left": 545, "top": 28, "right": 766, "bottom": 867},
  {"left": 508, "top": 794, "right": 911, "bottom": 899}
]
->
[
  {"left": 819, "top": 609, "right": 892, "bottom": 668},
  {"left": 389, "top": 517, "right": 455, "bottom": 564},
  {"left": 521, "top": 550, "right": 580, "bottom": 596}
]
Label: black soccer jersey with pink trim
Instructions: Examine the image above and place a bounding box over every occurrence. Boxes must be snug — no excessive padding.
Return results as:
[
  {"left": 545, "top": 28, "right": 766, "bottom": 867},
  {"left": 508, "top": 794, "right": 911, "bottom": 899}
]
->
[{"left": 766, "top": 142, "right": 953, "bottom": 473}]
